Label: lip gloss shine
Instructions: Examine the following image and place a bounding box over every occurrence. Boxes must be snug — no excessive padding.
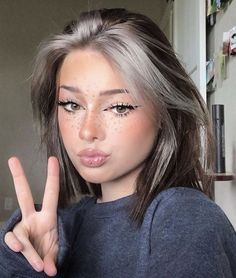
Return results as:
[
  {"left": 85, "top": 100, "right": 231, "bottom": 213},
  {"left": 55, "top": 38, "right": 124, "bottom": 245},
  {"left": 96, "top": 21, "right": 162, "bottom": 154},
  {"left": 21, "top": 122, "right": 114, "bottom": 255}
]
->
[
  {"left": 79, "top": 156, "right": 109, "bottom": 167},
  {"left": 78, "top": 149, "right": 110, "bottom": 168}
]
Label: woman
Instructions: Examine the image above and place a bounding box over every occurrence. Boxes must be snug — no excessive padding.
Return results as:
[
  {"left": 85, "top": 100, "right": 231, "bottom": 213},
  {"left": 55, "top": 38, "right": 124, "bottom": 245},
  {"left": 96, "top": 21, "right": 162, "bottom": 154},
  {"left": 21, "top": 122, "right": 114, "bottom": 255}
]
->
[{"left": 0, "top": 8, "right": 236, "bottom": 277}]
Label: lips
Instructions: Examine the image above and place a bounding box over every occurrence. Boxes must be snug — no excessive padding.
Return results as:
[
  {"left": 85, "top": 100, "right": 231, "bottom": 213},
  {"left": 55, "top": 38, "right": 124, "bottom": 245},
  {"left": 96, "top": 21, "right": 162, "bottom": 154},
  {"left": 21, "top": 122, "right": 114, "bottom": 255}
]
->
[{"left": 78, "top": 149, "right": 110, "bottom": 167}]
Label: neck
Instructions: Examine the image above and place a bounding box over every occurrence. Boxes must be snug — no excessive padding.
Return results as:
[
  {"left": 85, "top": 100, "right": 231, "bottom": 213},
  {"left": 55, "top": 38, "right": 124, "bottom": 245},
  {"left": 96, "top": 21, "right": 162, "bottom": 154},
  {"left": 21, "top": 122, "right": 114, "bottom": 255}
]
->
[{"left": 98, "top": 168, "right": 140, "bottom": 203}]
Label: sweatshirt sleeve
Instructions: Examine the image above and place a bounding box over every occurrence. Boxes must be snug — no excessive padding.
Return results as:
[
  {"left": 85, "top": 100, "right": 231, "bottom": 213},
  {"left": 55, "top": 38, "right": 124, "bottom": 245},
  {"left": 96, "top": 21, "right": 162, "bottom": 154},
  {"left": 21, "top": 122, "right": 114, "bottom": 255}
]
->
[
  {"left": 0, "top": 209, "right": 50, "bottom": 277},
  {"left": 148, "top": 189, "right": 236, "bottom": 278},
  {"left": 0, "top": 199, "right": 86, "bottom": 278}
]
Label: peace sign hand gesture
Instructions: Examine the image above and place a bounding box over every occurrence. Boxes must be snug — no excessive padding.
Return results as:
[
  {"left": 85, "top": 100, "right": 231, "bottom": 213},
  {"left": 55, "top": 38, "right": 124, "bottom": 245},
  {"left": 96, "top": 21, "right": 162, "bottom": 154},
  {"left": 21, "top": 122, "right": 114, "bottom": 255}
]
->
[{"left": 4, "top": 157, "right": 60, "bottom": 277}]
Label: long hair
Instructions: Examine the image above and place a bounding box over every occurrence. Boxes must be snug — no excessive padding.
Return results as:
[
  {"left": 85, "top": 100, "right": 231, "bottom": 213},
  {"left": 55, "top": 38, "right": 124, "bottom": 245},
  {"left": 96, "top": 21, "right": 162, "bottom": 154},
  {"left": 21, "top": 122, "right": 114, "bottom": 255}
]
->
[{"left": 31, "top": 8, "right": 214, "bottom": 224}]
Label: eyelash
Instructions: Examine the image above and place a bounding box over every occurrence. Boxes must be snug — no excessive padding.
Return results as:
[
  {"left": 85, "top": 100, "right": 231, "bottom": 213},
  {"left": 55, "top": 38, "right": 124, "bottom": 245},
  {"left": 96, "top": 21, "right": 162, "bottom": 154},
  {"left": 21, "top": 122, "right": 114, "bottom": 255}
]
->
[
  {"left": 57, "top": 100, "right": 82, "bottom": 112},
  {"left": 104, "top": 103, "right": 139, "bottom": 117},
  {"left": 57, "top": 100, "right": 139, "bottom": 117}
]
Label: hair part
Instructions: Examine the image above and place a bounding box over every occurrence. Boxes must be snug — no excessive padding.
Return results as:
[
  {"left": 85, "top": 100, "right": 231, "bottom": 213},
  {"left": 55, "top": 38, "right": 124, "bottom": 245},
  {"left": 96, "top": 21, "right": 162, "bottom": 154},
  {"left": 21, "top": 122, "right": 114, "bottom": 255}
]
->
[{"left": 31, "top": 8, "right": 214, "bottom": 225}]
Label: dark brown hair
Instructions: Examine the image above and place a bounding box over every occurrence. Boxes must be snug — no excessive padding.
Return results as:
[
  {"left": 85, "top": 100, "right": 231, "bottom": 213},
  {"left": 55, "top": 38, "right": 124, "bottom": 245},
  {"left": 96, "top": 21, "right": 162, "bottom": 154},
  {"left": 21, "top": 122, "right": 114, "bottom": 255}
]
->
[{"left": 31, "top": 8, "right": 214, "bottom": 224}]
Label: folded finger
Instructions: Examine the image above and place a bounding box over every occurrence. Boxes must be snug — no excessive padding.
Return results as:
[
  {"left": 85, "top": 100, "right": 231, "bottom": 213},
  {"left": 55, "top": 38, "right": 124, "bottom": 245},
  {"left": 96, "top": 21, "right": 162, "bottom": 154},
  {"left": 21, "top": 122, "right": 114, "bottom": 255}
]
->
[
  {"left": 6, "top": 227, "right": 44, "bottom": 272},
  {"left": 4, "top": 231, "right": 23, "bottom": 252},
  {"left": 44, "top": 252, "right": 58, "bottom": 277},
  {"left": 18, "top": 237, "right": 44, "bottom": 272},
  {"left": 8, "top": 157, "right": 35, "bottom": 218},
  {"left": 42, "top": 157, "right": 60, "bottom": 215}
]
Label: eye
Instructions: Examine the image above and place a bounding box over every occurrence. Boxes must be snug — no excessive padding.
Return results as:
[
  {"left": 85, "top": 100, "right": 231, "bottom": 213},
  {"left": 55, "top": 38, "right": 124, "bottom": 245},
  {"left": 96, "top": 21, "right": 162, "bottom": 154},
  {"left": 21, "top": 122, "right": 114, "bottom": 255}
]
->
[
  {"left": 114, "top": 104, "right": 129, "bottom": 114},
  {"left": 105, "top": 103, "right": 139, "bottom": 117},
  {"left": 58, "top": 100, "right": 83, "bottom": 112}
]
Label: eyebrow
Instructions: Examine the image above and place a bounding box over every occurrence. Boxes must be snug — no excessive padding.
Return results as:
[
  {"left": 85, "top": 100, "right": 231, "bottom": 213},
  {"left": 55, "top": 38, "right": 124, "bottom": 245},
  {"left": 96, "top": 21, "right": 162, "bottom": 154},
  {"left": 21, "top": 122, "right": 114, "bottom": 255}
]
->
[{"left": 59, "top": 85, "right": 129, "bottom": 96}]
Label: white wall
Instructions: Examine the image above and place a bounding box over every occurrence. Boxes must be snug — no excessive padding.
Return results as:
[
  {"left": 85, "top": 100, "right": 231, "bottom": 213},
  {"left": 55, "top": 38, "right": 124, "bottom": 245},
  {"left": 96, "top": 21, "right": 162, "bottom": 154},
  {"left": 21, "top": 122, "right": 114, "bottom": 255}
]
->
[
  {"left": 173, "top": 0, "right": 206, "bottom": 101},
  {"left": 208, "top": 1, "right": 236, "bottom": 228},
  {"left": 0, "top": 0, "right": 166, "bottom": 221}
]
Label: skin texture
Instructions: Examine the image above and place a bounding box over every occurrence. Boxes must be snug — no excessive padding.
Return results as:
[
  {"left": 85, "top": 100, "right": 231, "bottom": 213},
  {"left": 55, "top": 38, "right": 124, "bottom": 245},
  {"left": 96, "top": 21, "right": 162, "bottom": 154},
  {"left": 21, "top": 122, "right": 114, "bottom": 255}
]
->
[
  {"left": 5, "top": 48, "right": 157, "bottom": 275},
  {"left": 57, "top": 49, "right": 156, "bottom": 202}
]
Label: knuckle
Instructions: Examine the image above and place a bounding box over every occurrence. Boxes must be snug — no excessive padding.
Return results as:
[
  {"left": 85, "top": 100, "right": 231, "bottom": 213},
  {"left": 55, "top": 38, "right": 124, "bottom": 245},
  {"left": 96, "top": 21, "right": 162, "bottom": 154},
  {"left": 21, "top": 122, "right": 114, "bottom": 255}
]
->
[{"left": 4, "top": 232, "right": 12, "bottom": 244}]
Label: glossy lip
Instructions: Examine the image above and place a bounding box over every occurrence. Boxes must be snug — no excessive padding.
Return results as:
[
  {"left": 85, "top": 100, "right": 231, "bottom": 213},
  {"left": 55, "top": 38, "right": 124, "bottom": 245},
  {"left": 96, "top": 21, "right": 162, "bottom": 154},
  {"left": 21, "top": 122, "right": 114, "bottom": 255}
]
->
[{"left": 78, "top": 149, "right": 110, "bottom": 168}]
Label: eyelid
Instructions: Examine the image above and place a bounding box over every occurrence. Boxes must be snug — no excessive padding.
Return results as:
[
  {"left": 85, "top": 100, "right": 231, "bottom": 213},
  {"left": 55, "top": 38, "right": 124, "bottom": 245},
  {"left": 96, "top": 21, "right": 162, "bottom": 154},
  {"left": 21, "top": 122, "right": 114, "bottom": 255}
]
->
[
  {"left": 104, "top": 102, "right": 140, "bottom": 110},
  {"left": 57, "top": 99, "right": 83, "bottom": 112},
  {"left": 57, "top": 99, "right": 77, "bottom": 104},
  {"left": 104, "top": 102, "right": 140, "bottom": 117}
]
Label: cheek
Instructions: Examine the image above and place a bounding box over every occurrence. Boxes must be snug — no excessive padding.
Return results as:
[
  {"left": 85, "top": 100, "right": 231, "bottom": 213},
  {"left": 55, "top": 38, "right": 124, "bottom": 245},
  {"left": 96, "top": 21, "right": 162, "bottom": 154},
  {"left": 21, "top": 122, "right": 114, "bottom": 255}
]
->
[
  {"left": 109, "top": 116, "right": 156, "bottom": 148},
  {"left": 131, "top": 120, "right": 155, "bottom": 147},
  {"left": 103, "top": 115, "right": 123, "bottom": 133},
  {"left": 58, "top": 112, "right": 79, "bottom": 141}
]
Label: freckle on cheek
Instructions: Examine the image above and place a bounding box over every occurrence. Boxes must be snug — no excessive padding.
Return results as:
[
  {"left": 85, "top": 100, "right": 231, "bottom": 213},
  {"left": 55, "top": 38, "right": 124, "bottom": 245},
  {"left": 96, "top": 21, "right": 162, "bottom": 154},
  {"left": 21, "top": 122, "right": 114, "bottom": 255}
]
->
[
  {"left": 76, "top": 122, "right": 81, "bottom": 129},
  {"left": 107, "top": 120, "right": 122, "bottom": 133}
]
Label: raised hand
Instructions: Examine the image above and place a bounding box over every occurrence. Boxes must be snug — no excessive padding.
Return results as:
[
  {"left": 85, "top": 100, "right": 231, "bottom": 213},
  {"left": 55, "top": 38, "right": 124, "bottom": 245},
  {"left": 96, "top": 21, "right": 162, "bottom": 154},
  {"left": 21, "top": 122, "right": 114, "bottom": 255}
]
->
[{"left": 4, "top": 156, "right": 60, "bottom": 277}]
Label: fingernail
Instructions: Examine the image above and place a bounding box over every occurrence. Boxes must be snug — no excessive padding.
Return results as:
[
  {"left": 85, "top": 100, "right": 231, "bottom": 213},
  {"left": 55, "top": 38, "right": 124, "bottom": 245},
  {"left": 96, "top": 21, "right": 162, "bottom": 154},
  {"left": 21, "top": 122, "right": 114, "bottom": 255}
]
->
[
  {"left": 33, "top": 261, "right": 43, "bottom": 272},
  {"left": 13, "top": 242, "right": 22, "bottom": 252}
]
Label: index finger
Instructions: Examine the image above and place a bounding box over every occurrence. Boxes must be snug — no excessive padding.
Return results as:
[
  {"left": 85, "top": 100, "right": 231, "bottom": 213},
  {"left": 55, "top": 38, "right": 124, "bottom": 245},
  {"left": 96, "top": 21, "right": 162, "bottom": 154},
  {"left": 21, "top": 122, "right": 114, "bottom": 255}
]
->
[
  {"left": 8, "top": 157, "right": 35, "bottom": 218},
  {"left": 42, "top": 156, "right": 60, "bottom": 214}
]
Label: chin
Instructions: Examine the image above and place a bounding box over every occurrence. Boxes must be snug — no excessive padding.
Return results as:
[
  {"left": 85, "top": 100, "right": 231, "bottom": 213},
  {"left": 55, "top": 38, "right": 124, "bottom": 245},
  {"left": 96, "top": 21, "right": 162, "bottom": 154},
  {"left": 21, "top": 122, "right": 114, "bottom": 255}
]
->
[
  {"left": 75, "top": 160, "right": 116, "bottom": 180},
  {"left": 79, "top": 171, "right": 110, "bottom": 184}
]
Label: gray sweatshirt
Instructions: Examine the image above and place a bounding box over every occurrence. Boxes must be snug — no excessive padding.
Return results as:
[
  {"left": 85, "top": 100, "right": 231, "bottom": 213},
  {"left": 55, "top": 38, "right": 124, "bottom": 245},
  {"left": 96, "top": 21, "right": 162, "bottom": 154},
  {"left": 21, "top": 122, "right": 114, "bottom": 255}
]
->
[{"left": 0, "top": 187, "right": 236, "bottom": 277}]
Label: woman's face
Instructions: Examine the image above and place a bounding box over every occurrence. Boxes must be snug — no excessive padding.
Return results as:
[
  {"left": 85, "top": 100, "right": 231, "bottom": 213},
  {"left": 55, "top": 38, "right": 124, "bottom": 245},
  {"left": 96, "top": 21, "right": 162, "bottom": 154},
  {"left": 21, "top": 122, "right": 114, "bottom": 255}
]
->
[{"left": 57, "top": 49, "right": 156, "bottom": 192}]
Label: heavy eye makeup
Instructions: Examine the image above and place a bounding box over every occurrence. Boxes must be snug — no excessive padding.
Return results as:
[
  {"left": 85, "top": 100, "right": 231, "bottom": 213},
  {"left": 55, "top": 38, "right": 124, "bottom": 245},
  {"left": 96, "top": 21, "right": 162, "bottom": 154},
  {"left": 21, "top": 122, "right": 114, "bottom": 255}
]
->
[
  {"left": 57, "top": 99, "right": 140, "bottom": 117},
  {"left": 104, "top": 102, "right": 140, "bottom": 117},
  {"left": 58, "top": 99, "right": 83, "bottom": 112}
]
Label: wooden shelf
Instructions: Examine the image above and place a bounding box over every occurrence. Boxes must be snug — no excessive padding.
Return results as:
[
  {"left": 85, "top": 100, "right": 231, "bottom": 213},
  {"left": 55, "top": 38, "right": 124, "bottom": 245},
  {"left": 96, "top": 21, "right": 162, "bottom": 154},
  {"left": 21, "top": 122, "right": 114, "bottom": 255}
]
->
[{"left": 213, "top": 173, "right": 235, "bottom": 181}]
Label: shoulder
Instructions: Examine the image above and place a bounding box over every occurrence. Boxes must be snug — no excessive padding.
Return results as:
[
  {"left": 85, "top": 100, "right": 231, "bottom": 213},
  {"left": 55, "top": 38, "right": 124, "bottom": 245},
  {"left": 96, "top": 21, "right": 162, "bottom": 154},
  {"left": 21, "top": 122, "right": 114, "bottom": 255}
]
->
[
  {"left": 147, "top": 187, "right": 236, "bottom": 276},
  {"left": 149, "top": 187, "right": 231, "bottom": 230},
  {"left": 148, "top": 187, "right": 236, "bottom": 241}
]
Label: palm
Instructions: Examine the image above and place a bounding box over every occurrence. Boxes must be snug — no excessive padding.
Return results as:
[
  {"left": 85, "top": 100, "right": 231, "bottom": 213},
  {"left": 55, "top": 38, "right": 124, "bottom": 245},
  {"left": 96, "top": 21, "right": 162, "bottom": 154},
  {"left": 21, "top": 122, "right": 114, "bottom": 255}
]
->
[{"left": 23, "top": 212, "right": 58, "bottom": 258}]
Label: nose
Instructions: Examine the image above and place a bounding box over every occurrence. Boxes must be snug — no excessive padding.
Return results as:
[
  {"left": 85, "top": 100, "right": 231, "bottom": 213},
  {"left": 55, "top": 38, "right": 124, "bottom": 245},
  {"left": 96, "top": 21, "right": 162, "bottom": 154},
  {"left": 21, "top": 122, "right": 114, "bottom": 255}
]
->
[{"left": 79, "top": 111, "right": 105, "bottom": 142}]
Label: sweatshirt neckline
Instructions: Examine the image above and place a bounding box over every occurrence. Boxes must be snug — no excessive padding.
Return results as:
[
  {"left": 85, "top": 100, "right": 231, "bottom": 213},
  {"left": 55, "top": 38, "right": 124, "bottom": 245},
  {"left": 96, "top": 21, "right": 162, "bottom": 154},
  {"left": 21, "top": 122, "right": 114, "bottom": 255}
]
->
[{"left": 88, "top": 194, "right": 136, "bottom": 218}]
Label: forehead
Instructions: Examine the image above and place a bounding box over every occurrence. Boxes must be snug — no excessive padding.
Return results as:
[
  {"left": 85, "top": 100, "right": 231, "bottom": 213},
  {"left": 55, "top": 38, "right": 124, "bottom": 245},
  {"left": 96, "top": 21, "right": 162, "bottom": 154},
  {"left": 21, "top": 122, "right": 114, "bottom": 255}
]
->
[
  {"left": 58, "top": 49, "right": 127, "bottom": 92},
  {"left": 57, "top": 48, "right": 152, "bottom": 108}
]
